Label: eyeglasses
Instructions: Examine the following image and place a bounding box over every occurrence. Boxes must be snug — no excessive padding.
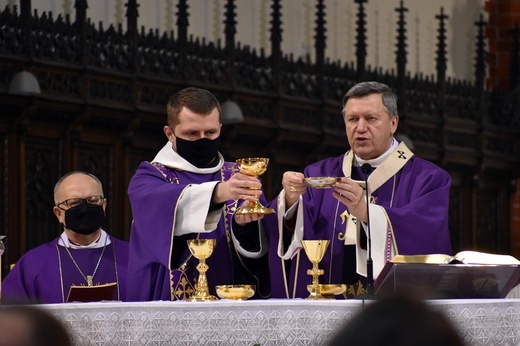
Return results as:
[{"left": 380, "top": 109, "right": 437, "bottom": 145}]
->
[{"left": 56, "top": 195, "right": 104, "bottom": 210}]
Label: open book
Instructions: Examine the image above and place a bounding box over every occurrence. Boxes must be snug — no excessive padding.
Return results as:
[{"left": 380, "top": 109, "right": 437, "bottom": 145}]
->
[
  {"left": 375, "top": 251, "right": 520, "bottom": 299},
  {"left": 66, "top": 282, "right": 117, "bottom": 303},
  {"left": 390, "top": 251, "right": 520, "bottom": 265}
]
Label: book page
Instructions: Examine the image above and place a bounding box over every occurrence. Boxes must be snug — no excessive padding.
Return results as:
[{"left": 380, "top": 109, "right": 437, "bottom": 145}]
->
[
  {"left": 454, "top": 251, "right": 520, "bottom": 265},
  {"left": 390, "top": 254, "right": 453, "bottom": 264}
]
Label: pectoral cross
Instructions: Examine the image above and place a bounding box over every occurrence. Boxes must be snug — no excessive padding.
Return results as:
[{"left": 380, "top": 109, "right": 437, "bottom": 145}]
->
[{"left": 87, "top": 275, "right": 93, "bottom": 286}]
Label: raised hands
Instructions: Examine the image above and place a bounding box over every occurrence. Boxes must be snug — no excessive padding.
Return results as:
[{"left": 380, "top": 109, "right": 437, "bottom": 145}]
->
[
  {"left": 234, "top": 200, "right": 265, "bottom": 225},
  {"left": 332, "top": 177, "right": 368, "bottom": 222},
  {"left": 281, "top": 172, "right": 367, "bottom": 221},
  {"left": 282, "top": 171, "right": 306, "bottom": 208},
  {"left": 213, "top": 172, "right": 262, "bottom": 204}
]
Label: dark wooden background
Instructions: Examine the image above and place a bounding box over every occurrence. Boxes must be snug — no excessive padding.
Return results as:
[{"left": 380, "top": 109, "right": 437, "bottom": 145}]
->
[{"left": 1, "top": 0, "right": 519, "bottom": 276}]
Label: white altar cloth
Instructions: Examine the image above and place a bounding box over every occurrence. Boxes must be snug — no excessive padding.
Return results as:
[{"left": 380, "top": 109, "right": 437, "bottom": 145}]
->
[{"left": 41, "top": 299, "right": 520, "bottom": 346}]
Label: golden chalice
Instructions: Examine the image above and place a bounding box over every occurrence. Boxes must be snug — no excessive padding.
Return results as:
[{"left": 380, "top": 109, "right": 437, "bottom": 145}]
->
[
  {"left": 235, "top": 158, "right": 275, "bottom": 215},
  {"left": 187, "top": 239, "right": 218, "bottom": 301},
  {"left": 302, "top": 240, "right": 330, "bottom": 299}
]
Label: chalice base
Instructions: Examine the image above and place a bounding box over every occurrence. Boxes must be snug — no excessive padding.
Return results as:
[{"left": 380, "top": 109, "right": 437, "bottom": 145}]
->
[
  {"left": 235, "top": 202, "right": 275, "bottom": 215},
  {"left": 306, "top": 284, "right": 346, "bottom": 299},
  {"left": 306, "top": 287, "right": 326, "bottom": 300},
  {"left": 190, "top": 291, "right": 218, "bottom": 302}
]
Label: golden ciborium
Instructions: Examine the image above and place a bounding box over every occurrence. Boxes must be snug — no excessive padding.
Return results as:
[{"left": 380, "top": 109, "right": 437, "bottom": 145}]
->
[
  {"left": 302, "top": 240, "right": 330, "bottom": 299},
  {"left": 187, "top": 239, "right": 218, "bottom": 301},
  {"left": 235, "top": 158, "right": 275, "bottom": 215}
]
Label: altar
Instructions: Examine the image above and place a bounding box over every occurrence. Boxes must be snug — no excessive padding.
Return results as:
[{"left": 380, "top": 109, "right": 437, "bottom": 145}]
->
[{"left": 41, "top": 299, "right": 520, "bottom": 346}]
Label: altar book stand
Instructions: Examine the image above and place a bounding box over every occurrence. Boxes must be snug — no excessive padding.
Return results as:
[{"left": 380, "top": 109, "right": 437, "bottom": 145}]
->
[{"left": 374, "top": 262, "right": 520, "bottom": 299}]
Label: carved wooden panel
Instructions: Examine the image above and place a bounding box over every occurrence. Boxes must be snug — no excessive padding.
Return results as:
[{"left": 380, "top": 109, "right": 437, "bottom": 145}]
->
[
  {"left": 24, "top": 137, "right": 62, "bottom": 252},
  {"left": 475, "top": 187, "right": 510, "bottom": 253},
  {"left": 76, "top": 142, "right": 116, "bottom": 238}
]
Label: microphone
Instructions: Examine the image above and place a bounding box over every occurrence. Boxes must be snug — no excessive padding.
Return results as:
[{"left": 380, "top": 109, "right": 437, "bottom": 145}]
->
[{"left": 361, "top": 163, "right": 374, "bottom": 297}]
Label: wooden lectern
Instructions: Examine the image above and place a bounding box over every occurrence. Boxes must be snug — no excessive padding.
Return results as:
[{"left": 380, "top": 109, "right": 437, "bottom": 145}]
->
[{"left": 375, "top": 261, "right": 520, "bottom": 299}]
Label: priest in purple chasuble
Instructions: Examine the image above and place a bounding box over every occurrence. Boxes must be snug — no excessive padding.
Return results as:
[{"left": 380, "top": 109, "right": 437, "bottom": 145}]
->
[
  {"left": 264, "top": 82, "right": 452, "bottom": 299},
  {"left": 2, "top": 172, "right": 129, "bottom": 304},
  {"left": 126, "top": 87, "right": 270, "bottom": 301}
]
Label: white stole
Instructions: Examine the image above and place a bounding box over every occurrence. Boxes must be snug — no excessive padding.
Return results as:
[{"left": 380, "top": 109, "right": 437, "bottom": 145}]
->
[{"left": 341, "top": 142, "right": 414, "bottom": 277}]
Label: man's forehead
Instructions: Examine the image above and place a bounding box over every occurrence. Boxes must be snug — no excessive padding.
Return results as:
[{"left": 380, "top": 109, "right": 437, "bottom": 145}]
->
[
  {"left": 346, "top": 93, "right": 382, "bottom": 104},
  {"left": 58, "top": 174, "right": 100, "bottom": 194},
  {"left": 61, "top": 173, "right": 95, "bottom": 184},
  {"left": 177, "top": 108, "right": 220, "bottom": 128},
  {"left": 345, "top": 94, "right": 385, "bottom": 112}
]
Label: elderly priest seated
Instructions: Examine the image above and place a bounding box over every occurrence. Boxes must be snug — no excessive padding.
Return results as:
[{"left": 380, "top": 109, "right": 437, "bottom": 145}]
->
[{"left": 2, "top": 171, "right": 129, "bottom": 304}]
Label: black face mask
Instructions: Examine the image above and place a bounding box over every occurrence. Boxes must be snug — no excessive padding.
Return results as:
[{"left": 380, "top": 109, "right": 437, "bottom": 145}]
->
[
  {"left": 175, "top": 135, "right": 221, "bottom": 168},
  {"left": 64, "top": 200, "right": 105, "bottom": 235}
]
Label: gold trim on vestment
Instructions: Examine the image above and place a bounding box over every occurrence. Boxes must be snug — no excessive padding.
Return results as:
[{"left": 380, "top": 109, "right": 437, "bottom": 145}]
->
[
  {"left": 166, "top": 163, "right": 238, "bottom": 300},
  {"left": 341, "top": 142, "right": 414, "bottom": 248}
]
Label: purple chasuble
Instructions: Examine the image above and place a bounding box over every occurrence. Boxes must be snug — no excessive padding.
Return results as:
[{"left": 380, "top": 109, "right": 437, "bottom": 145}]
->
[
  {"left": 127, "top": 161, "right": 265, "bottom": 301},
  {"left": 265, "top": 153, "right": 452, "bottom": 299},
  {"left": 2, "top": 236, "right": 129, "bottom": 304}
]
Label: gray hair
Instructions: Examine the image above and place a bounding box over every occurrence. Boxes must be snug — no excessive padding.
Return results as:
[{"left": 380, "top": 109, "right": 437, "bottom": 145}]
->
[
  {"left": 53, "top": 171, "right": 104, "bottom": 204},
  {"left": 342, "top": 81, "right": 398, "bottom": 117}
]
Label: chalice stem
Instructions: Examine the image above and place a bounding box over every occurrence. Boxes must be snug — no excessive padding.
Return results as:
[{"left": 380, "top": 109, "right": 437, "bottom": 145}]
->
[
  {"left": 197, "top": 260, "right": 209, "bottom": 274},
  {"left": 194, "top": 259, "right": 211, "bottom": 298},
  {"left": 311, "top": 263, "right": 321, "bottom": 294},
  {"left": 196, "top": 273, "right": 208, "bottom": 292},
  {"left": 312, "top": 263, "right": 320, "bottom": 286},
  {"left": 307, "top": 263, "right": 324, "bottom": 299}
]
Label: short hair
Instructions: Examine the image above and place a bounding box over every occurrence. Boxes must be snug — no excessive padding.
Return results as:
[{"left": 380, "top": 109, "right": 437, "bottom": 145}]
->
[
  {"left": 166, "top": 87, "right": 222, "bottom": 127},
  {"left": 342, "top": 81, "right": 398, "bottom": 117},
  {"left": 0, "top": 305, "right": 72, "bottom": 346},
  {"left": 53, "top": 171, "right": 104, "bottom": 204},
  {"left": 327, "top": 295, "right": 465, "bottom": 346}
]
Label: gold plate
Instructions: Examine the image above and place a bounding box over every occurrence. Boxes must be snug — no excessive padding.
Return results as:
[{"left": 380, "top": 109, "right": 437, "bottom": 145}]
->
[
  {"left": 305, "top": 177, "right": 340, "bottom": 188},
  {"left": 216, "top": 285, "right": 256, "bottom": 300},
  {"left": 307, "top": 284, "right": 347, "bottom": 296}
]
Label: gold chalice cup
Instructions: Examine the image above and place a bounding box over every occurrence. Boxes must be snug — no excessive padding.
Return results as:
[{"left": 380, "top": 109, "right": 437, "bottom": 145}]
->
[
  {"left": 302, "top": 240, "right": 330, "bottom": 299},
  {"left": 187, "top": 239, "right": 218, "bottom": 301},
  {"left": 235, "top": 158, "right": 275, "bottom": 215}
]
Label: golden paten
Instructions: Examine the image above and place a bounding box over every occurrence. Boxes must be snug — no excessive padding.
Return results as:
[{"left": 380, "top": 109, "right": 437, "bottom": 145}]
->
[{"left": 216, "top": 284, "right": 256, "bottom": 300}]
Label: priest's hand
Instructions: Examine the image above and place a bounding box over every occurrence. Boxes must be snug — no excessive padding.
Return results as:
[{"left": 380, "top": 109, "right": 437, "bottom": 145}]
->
[
  {"left": 234, "top": 200, "right": 265, "bottom": 225},
  {"left": 282, "top": 171, "right": 306, "bottom": 208},
  {"left": 333, "top": 177, "right": 368, "bottom": 222},
  {"left": 214, "top": 172, "right": 262, "bottom": 204}
]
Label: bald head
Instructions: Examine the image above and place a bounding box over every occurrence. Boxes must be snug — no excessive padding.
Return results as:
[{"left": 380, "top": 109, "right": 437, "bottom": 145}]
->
[{"left": 54, "top": 172, "right": 103, "bottom": 205}]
